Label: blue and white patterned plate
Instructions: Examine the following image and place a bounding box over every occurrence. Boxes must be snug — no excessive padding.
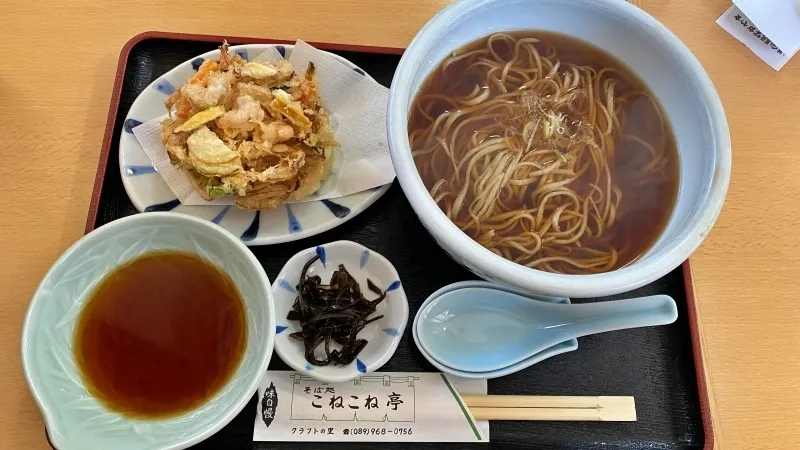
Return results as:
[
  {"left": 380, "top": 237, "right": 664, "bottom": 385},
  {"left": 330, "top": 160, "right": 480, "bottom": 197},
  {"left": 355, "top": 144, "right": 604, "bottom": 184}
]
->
[
  {"left": 119, "top": 44, "right": 391, "bottom": 246},
  {"left": 272, "top": 241, "right": 408, "bottom": 382}
]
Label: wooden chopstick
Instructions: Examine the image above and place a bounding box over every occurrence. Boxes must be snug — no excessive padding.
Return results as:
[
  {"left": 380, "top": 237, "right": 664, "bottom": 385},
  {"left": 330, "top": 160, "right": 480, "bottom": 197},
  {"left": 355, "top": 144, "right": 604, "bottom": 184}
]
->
[
  {"left": 462, "top": 395, "right": 636, "bottom": 421},
  {"left": 469, "top": 407, "right": 636, "bottom": 421},
  {"left": 462, "top": 395, "right": 634, "bottom": 409}
]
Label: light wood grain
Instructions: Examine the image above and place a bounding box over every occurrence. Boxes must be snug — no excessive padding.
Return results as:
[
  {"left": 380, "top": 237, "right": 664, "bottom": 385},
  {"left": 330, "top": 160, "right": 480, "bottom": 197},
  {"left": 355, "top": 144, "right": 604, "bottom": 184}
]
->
[
  {"left": 464, "top": 395, "right": 637, "bottom": 421},
  {"left": 462, "top": 394, "right": 635, "bottom": 409},
  {"left": 1, "top": 0, "right": 798, "bottom": 449},
  {"left": 469, "top": 407, "right": 637, "bottom": 422}
]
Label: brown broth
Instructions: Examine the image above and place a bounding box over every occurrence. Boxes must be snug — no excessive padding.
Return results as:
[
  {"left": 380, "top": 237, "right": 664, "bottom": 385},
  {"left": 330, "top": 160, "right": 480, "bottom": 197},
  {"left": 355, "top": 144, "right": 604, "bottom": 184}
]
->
[
  {"left": 74, "top": 250, "right": 247, "bottom": 419},
  {"left": 408, "top": 31, "right": 680, "bottom": 273}
]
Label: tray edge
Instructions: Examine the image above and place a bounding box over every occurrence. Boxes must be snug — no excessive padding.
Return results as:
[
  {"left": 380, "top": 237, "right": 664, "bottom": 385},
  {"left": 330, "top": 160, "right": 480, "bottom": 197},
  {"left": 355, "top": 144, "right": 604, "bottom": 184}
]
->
[
  {"left": 683, "top": 260, "right": 715, "bottom": 450},
  {"left": 84, "top": 30, "right": 714, "bottom": 450}
]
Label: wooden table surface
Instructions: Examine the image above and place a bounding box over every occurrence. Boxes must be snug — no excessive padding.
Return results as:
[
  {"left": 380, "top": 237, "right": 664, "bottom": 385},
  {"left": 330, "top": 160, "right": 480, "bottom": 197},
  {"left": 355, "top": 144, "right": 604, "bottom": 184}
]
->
[{"left": 1, "top": 0, "right": 798, "bottom": 448}]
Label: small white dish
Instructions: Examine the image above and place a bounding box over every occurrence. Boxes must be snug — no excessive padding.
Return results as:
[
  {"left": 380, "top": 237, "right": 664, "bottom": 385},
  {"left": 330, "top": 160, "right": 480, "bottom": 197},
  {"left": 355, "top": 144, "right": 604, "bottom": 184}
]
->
[
  {"left": 120, "top": 44, "right": 390, "bottom": 246},
  {"left": 412, "top": 281, "right": 578, "bottom": 379},
  {"left": 21, "top": 213, "right": 275, "bottom": 450},
  {"left": 272, "top": 241, "right": 408, "bottom": 382}
]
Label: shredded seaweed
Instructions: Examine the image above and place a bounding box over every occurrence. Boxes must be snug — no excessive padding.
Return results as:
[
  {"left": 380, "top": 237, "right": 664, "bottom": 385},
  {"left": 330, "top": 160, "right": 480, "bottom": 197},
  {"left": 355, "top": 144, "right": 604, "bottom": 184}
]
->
[{"left": 287, "top": 255, "right": 386, "bottom": 366}]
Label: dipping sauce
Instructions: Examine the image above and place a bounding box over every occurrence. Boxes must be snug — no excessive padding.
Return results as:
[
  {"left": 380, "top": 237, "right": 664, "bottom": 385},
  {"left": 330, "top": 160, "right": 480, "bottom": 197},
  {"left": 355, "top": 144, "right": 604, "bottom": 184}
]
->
[{"left": 74, "top": 250, "right": 247, "bottom": 419}]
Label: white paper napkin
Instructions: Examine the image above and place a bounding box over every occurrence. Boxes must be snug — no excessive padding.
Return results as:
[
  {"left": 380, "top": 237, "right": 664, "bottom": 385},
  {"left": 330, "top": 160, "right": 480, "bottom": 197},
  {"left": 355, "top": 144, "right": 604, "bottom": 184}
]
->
[
  {"left": 132, "top": 40, "right": 395, "bottom": 205},
  {"left": 734, "top": 0, "right": 800, "bottom": 54},
  {"left": 717, "top": 1, "right": 800, "bottom": 70}
]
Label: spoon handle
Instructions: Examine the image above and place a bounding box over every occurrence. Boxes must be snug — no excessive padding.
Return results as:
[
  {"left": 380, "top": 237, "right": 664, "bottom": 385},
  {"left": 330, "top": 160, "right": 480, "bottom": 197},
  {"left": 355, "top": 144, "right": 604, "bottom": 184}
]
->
[{"left": 547, "top": 295, "right": 678, "bottom": 339}]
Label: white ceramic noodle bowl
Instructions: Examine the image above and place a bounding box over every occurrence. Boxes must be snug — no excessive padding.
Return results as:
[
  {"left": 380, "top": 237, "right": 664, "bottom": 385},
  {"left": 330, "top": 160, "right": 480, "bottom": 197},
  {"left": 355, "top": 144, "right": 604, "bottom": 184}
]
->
[{"left": 387, "top": 0, "right": 731, "bottom": 297}]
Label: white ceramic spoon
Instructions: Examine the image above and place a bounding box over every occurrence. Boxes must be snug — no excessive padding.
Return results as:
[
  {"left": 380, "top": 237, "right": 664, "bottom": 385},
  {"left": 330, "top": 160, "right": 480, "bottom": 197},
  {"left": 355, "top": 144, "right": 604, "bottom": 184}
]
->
[{"left": 416, "top": 287, "right": 678, "bottom": 373}]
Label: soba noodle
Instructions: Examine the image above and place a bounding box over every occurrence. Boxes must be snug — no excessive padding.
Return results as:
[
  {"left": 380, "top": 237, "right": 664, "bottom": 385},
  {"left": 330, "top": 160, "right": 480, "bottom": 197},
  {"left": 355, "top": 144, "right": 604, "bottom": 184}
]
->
[{"left": 409, "top": 32, "right": 678, "bottom": 274}]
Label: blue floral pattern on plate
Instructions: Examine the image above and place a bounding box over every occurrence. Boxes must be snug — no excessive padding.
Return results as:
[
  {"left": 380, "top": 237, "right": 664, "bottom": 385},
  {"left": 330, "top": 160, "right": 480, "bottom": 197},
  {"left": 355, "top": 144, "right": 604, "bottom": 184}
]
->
[
  {"left": 144, "top": 198, "right": 181, "bottom": 212},
  {"left": 321, "top": 199, "right": 351, "bottom": 218},
  {"left": 191, "top": 57, "right": 205, "bottom": 70},
  {"left": 315, "top": 245, "right": 326, "bottom": 267},
  {"left": 123, "top": 165, "right": 156, "bottom": 176},
  {"left": 241, "top": 212, "right": 261, "bottom": 241},
  {"left": 211, "top": 205, "right": 231, "bottom": 224},
  {"left": 118, "top": 44, "right": 391, "bottom": 246},
  {"left": 277, "top": 279, "right": 296, "bottom": 293},
  {"left": 123, "top": 118, "right": 142, "bottom": 133},
  {"left": 154, "top": 79, "right": 175, "bottom": 94},
  {"left": 286, "top": 204, "right": 302, "bottom": 234}
]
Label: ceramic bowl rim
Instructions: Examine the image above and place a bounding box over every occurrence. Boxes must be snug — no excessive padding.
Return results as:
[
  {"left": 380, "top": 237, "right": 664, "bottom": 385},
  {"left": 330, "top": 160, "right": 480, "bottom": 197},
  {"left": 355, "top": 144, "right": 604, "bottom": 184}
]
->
[
  {"left": 386, "top": 0, "right": 732, "bottom": 297},
  {"left": 20, "top": 212, "right": 276, "bottom": 450}
]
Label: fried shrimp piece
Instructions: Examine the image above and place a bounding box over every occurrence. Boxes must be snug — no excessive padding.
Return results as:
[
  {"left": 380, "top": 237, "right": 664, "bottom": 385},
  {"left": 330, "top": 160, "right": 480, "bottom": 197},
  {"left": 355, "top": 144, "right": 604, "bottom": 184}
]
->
[
  {"left": 258, "top": 121, "right": 294, "bottom": 144},
  {"left": 189, "top": 60, "right": 219, "bottom": 84},
  {"left": 295, "top": 62, "right": 319, "bottom": 104},
  {"left": 237, "top": 122, "right": 295, "bottom": 162},
  {"left": 165, "top": 90, "right": 181, "bottom": 114},
  {"left": 182, "top": 71, "right": 231, "bottom": 110},
  {"left": 217, "top": 94, "right": 265, "bottom": 137},
  {"left": 165, "top": 90, "right": 194, "bottom": 119},
  {"left": 218, "top": 41, "right": 233, "bottom": 70}
]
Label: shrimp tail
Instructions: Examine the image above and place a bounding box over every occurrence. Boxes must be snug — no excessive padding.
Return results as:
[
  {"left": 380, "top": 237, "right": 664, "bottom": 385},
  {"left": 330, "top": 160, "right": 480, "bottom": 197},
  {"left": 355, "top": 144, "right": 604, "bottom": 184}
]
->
[
  {"left": 219, "top": 40, "right": 231, "bottom": 70},
  {"left": 305, "top": 62, "right": 316, "bottom": 80}
]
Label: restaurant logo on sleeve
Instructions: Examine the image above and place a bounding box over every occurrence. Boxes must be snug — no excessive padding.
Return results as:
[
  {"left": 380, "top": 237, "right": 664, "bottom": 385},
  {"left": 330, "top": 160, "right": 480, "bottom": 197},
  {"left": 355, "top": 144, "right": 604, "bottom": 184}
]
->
[{"left": 261, "top": 382, "right": 278, "bottom": 428}]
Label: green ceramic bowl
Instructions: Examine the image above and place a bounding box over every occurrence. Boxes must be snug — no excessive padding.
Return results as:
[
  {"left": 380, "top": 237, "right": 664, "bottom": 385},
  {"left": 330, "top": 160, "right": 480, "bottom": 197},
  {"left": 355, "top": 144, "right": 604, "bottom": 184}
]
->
[{"left": 21, "top": 212, "right": 275, "bottom": 450}]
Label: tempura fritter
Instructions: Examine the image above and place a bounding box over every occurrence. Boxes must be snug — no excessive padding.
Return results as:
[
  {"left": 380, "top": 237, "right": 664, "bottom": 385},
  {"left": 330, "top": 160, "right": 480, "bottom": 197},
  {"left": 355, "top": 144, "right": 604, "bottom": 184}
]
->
[{"left": 161, "top": 42, "right": 338, "bottom": 209}]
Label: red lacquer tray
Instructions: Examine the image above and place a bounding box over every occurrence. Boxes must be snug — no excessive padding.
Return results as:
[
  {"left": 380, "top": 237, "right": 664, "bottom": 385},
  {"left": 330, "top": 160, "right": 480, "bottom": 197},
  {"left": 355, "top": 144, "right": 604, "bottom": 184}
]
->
[{"left": 71, "top": 31, "right": 713, "bottom": 450}]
